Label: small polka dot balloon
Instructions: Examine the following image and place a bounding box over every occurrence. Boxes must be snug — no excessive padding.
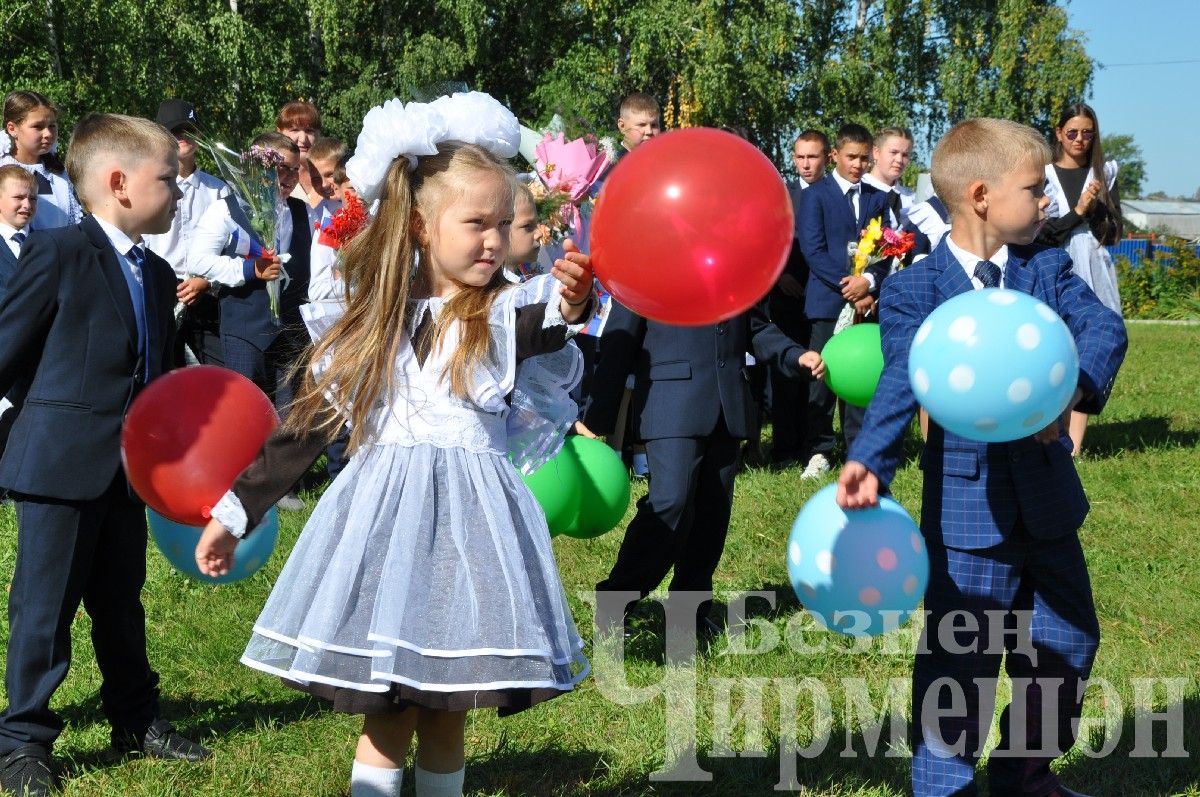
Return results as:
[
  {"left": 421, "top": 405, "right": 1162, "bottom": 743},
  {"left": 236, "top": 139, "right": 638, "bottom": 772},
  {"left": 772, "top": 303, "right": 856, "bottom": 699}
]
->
[
  {"left": 787, "top": 484, "right": 929, "bottom": 637},
  {"left": 908, "top": 289, "right": 1080, "bottom": 443}
]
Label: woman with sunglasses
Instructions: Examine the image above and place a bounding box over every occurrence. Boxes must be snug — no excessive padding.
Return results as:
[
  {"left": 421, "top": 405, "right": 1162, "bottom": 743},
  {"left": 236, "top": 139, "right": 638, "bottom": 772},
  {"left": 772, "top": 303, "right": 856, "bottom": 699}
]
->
[{"left": 1038, "top": 102, "right": 1124, "bottom": 455}]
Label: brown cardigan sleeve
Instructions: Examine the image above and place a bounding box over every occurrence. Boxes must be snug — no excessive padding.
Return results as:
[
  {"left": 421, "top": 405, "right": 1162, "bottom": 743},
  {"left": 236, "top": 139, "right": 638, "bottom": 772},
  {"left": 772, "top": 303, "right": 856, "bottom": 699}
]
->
[{"left": 231, "top": 424, "right": 328, "bottom": 532}]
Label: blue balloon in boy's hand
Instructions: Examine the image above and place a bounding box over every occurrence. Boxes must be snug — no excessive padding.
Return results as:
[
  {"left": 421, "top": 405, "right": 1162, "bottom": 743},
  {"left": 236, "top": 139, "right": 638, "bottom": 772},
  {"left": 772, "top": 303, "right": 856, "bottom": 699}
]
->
[
  {"left": 149, "top": 508, "right": 280, "bottom": 584},
  {"left": 908, "top": 289, "right": 1080, "bottom": 442},
  {"left": 787, "top": 484, "right": 928, "bottom": 637}
]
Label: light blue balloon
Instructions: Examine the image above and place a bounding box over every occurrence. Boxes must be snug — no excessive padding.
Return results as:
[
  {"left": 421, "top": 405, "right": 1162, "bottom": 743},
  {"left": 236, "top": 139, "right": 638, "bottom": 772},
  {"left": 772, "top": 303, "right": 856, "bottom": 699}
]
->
[
  {"left": 149, "top": 507, "right": 280, "bottom": 585},
  {"left": 787, "top": 484, "right": 929, "bottom": 637},
  {"left": 908, "top": 289, "right": 1080, "bottom": 443}
]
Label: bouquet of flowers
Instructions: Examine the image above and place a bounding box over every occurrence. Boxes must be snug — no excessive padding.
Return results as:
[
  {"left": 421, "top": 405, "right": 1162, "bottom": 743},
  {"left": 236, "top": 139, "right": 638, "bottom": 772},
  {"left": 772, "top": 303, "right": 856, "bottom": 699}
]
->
[
  {"left": 204, "top": 140, "right": 291, "bottom": 325},
  {"left": 526, "top": 116, "right": 615, "bottom": 252},
  {"left": 838, "top": 219, "right": 917, "bottom": 332}
]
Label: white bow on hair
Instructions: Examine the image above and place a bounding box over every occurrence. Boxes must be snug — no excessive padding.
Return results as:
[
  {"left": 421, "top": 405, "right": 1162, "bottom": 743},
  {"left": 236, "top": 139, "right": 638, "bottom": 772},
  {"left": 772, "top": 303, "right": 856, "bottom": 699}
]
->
[{"left": 346, "top": 92, "right": 521, "bottom": 205}]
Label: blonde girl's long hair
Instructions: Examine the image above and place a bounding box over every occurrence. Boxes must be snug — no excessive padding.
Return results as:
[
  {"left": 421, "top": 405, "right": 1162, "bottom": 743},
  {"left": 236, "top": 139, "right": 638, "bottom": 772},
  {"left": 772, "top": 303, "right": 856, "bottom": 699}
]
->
[{"left": 284, "top": 141, "right": 515, "bottom": 452}]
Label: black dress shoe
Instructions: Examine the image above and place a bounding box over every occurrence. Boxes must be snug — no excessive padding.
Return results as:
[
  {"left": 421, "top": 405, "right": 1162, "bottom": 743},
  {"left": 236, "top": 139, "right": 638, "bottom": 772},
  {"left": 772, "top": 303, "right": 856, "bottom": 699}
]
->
[
  {"left": 112, "top": 719, "right": 211, "bottom": 762},
  {"left": 0, "top": 745, "right": 54, "bottom": 797}
]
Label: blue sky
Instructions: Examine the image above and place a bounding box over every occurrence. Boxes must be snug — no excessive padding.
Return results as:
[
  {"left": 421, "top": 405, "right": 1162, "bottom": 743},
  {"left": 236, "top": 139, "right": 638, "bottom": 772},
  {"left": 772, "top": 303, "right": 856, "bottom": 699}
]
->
[{"left": 1067, "top": 0, "right": 1200, "bottom": 198}]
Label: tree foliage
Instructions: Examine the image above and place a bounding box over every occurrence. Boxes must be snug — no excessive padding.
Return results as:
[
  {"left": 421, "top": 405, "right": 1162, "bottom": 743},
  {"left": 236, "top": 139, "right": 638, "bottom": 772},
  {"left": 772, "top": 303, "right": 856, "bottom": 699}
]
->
[
  {"left": 1, "top": 0, "right": 1094, "bottom": 172},
  {"left": 1102, "top": 134, "right": 1147, "bottom": 200}
]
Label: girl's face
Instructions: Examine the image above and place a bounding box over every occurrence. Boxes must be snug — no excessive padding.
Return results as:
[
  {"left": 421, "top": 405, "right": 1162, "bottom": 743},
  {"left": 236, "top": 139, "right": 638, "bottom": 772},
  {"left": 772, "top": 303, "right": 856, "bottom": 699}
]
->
[
  {"left": 1055, "top": 115, "right": 1095, "bottom": 162},
  {"left": 422, "top": 171, "right": 512, "bottom": 297},
  {"left": 506, "top": 193, "right": 539, "bottom": 266},
  {"left": 5, "top": 106, "right": 58, "bottom": 162}
]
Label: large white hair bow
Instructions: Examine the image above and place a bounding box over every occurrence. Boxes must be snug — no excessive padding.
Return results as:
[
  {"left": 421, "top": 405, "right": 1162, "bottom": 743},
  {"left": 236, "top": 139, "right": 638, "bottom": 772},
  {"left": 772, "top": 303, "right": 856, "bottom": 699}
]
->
[{"left": 346, "top": 92, "right": 520, "bottom": 204}]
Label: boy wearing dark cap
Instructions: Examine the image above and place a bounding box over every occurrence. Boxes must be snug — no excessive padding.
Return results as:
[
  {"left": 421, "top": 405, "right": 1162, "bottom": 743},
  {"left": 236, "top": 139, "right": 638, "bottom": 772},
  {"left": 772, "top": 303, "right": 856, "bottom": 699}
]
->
[{"left": 143, "top": 99, "right": 229, "bottom": 365}]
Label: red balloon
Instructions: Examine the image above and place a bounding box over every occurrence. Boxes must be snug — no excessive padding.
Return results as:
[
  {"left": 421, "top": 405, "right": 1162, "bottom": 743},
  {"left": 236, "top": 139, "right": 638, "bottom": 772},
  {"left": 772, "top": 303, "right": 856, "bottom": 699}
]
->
[
  {"left": 122, "top": 366, "right": 279, "bottom": 527},
  {"left": 590, "top": 128, "right": 793, "bottom": 325}
]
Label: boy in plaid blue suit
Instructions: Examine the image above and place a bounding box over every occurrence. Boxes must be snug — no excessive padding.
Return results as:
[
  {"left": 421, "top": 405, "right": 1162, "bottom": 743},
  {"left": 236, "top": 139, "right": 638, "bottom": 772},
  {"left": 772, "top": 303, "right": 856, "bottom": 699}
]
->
[{"left": 837, "top": 119, "right": 1127, "bottom": 797}]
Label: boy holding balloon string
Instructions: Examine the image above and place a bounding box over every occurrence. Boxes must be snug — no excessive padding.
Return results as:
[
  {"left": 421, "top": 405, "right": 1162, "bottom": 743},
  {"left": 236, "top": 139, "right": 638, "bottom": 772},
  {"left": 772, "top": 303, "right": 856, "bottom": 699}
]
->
[
  {"left": 0, "top": 113, "right": 209, "bottom": 797},
  {"left": 836, "top": 118, "right": 1126, "bottom": 797}
]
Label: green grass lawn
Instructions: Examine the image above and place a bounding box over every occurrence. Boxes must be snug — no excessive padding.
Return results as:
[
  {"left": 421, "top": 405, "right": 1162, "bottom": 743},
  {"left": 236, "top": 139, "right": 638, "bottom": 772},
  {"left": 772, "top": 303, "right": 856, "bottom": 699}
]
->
[{"left": 1, "top": 323, "right": 1198, "bottom": 796}]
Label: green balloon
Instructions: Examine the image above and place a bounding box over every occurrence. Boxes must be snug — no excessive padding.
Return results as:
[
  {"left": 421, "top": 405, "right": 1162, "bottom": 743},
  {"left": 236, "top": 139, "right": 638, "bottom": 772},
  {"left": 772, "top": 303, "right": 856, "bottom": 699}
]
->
[
  {"left": 559, "top": 437, "right": 631, "bottom": 539},
  {"left": 821, "top": 323, "right": 884, "bottom": 408},
  {"left": 521, "top": 453, "right": 582, "bottom": 534}
]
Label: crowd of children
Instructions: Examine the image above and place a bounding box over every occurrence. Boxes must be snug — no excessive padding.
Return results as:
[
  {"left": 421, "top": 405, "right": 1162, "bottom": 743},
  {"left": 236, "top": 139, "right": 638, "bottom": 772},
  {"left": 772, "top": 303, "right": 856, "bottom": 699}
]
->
[{"left": 0, "top": 83, "right": 1128, "bottom": 797}]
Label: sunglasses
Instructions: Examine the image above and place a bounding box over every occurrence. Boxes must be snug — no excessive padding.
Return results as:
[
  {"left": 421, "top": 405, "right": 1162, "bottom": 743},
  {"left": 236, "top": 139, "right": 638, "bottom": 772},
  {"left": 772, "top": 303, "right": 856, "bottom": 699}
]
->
[{"left": 1064, "top": 129, "right": 1095, "bottom": 142}]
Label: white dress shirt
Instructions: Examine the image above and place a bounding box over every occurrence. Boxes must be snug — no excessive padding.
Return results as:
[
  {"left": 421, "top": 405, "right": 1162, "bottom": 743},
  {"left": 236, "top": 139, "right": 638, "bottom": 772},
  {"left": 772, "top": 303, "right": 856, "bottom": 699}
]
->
[
  {"left": 190, "top": 197, "right": 294, "bottom": 287},
  {"left": 830, "top": 169, "right": 861, "bottom": 222},
  {"left": 91, "top": 216, "right": 143, "bottom": 284},
  {"left": 0, "top": 222, "right": 29, "bottom": 259},
  {"left": 144, "top": 168, "right": 229, "bottom": 278},
  {"left": 861, "top": 173, "right": 915, "bottom": 228},
  {"left": 945, "top": 234, "right": 1008, "bottom": 289}
]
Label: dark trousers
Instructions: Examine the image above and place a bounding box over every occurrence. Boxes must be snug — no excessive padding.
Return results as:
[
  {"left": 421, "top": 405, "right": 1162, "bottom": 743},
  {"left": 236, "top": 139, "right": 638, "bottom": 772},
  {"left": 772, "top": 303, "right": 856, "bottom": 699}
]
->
[
  {"left": 804, "top": 318, "right": 865, "bottom": 456},
  {"left": 768, "top": 293, "right": 811, "bottom": 462},
  {"left": 596, "top": 414, "right": 741, "bottom": 616},
  {"left": 0, "top": 475, "right": 160, "bottom": 752},
  {"left": 221, "top": 328, "right": 306, "bottom": 417},
  {"left": 174, "top": 294, "right": 224, "bottom": 368},
  {"left": 912, "top": 528, "right": 1099, "bottom": 796}
]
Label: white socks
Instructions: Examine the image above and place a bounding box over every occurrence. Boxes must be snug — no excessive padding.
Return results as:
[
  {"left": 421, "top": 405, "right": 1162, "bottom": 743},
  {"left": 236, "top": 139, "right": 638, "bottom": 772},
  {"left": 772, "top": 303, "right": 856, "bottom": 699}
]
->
[
  {"left": 350, "top": 760, "right": 404, "bottom": 797},
  {"left": 414, "top": 765, "right": 466, "bottom": 797}
]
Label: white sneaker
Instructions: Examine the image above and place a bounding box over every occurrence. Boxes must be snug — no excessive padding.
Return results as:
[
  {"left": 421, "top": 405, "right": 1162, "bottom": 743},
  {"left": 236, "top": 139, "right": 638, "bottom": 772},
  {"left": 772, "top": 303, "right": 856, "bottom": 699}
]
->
[{"left": 799, "top": 454, "right": 831, "bottom": 480}]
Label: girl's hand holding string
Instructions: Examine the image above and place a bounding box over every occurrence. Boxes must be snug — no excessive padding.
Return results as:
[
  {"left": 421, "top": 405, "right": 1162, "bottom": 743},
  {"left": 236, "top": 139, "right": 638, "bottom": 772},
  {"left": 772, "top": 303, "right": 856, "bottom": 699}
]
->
[
  {"left": 552, "top": 238, "right": 595, "bottom": 323},
  {"left": 196, "top": 517, "right": 240, "bottom": 577}
]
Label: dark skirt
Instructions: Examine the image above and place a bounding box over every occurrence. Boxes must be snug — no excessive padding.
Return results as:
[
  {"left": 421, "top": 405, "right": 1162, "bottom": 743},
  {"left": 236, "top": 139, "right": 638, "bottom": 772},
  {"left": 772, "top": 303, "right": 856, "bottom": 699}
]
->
[{"left": 282, "top": 678, "right": 569, "bottom": 717}]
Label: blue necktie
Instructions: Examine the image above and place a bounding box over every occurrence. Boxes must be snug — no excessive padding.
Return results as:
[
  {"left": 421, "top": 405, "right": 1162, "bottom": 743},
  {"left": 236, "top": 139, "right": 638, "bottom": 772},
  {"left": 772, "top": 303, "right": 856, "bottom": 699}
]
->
[
  {"left": 846, "top": 186, "right": 857, "bottom": 226},
  {"left": 125, "top": 246, "right": 151, "bottom": 380},
  {"left": 11, "top": 232, "right": 25, "bottom": 246},
  {"left": 974, "top": 260, "right": 1002, "bottom": 289}
]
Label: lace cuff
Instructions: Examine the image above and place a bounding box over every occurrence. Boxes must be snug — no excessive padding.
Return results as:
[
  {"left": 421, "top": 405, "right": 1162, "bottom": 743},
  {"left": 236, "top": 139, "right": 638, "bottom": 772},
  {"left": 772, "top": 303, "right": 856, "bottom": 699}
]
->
[
  {"left": 211, "top": 490, "right": 249, "bottom": 539},
  {"left": 543, "top": 280, "right": 596, "bottom": 337}
]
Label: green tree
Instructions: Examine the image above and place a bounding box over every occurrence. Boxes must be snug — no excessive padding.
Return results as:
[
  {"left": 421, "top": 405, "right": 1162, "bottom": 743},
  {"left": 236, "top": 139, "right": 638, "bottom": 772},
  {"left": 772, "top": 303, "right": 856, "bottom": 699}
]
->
[{"left": 1101, "top": 134, "right": 1147, "bottom": 199}]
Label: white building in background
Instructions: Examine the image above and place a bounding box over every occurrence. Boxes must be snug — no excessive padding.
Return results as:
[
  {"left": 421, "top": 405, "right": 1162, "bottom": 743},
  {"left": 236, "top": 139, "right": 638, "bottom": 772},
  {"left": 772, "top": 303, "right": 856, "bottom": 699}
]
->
[{"left": 1121, "top": 199, "right": 1200, "bottom": 240}]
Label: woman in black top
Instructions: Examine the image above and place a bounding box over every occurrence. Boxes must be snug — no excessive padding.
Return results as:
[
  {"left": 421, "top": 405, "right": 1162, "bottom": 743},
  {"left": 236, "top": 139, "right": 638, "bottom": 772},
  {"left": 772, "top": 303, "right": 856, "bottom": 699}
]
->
[{"left": 1038, "top": 102, "right": 1124, "bottom": 454}]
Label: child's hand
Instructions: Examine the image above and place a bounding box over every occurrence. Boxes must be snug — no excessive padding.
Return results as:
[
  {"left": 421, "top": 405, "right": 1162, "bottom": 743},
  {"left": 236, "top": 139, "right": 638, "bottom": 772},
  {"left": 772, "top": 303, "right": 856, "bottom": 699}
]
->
[
  {"left": 799, "top": 350, "right": 826, "bottom": 381},
  {"left": 836, "top": 461, "right": 880, "bottom": 509},
  {"left": 572, "top": 420, "right": 600, "bottom": 439},
  {"left": 840, "top": 275, "right": 870, "bottom": 301},
  {"left": 1034, "top": 387, "right": 1083, "bottom": 445},
  {"left": 254, "top": 255, "right": 282, "bottom": 281},
  {"left": 553, "top": 238, "right": 595, "bottom": 322},
  {"left": 195, "top": 518, "right": 239, "bottom": 577},
  {"left": 854, "top": 295, "right": 876, "bottom": 316},
  {"left": 176, "top": 277, "right": 210, "bottom": 305}
]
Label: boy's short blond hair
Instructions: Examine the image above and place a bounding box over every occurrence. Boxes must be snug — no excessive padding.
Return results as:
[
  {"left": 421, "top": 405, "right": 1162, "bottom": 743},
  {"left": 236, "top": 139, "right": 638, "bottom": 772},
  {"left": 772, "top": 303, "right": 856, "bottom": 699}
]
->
[
  {"left": 0, "top": 164, "right": 37, "bottom": 194},
  {"left": 618, "top": 92, "right": 660, "bottom": 119},
  {"left": 308, "top": 136, "right": 345, "bottom": 164},
  {"left": 932, "top": 118, "right": 1051, "bottom": 216},
  {"left": 66, "top": 113, "right": 176, "bottom": 211}
]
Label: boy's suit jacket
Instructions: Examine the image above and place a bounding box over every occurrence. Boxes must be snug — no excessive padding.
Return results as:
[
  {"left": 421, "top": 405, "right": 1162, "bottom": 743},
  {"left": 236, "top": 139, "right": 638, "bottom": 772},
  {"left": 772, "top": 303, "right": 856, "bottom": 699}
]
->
[
  {"left": 798, "top": 174, "right": 890, "bottom": 319},
  {"left": 218, "top": 195, "right": 311, "bottom": 350},
  {"left": 0, "top": 215, "right": 176, "bottom": 501},
  {"left": 848, "top": 241, "right": 1127, "bottom": 550},
  {"left": 583, "top": 300, "right": 807, "bottom": 441}
]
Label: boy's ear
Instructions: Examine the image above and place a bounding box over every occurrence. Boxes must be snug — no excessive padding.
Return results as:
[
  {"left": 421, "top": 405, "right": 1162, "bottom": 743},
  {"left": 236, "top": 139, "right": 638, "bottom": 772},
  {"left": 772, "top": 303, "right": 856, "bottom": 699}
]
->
[
  {"left": 616, "top": 117, "right": 628, "bottom": 133},
  {"left": 107, "top": 167, "right": 129, "bottom": 202},
  {"left": 967, "top": 179, "right": 988, "bottom": 213}
]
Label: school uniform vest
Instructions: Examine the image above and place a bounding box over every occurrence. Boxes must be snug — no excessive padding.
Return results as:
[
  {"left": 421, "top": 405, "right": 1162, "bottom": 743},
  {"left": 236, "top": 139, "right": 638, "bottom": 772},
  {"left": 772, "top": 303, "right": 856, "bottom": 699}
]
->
[{"left": 218, "top": 196, "right": 311, "bottom": 350}]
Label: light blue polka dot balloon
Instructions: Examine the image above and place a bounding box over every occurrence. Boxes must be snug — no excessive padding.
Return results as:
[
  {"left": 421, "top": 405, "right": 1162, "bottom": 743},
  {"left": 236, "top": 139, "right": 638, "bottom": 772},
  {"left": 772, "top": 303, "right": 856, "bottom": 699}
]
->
[
  {"left": 149, "top": 507, "right": 280, "bottom": 585},
  {"left": 787, "top": 484, "right": 929, "bottom": 637},
  {"left": 908, "top": 289, "right": 1080, "bottom": 443}
]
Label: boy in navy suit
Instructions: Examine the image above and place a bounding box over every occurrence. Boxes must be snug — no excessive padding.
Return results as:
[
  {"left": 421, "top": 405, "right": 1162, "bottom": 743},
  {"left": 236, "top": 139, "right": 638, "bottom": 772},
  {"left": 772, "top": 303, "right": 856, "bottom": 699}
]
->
[
  {"left": 585, "top": 303, "right": 824, "bottom": 637},
  {"left": 0, "top": 114, "right": 209, "bottom": 797},
  {"left": 0, "top": 165, "right": 36, "bottom": 299},
  {"left": 769, "top": 129, "right": 828, "bottom": 466},
  {"left": 838, "top": 118, "right": 1127, "bottom": 797},
  {"left": 797, "top": 123, "right": 890, "bottom": 477}
]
